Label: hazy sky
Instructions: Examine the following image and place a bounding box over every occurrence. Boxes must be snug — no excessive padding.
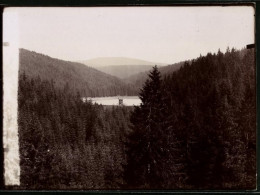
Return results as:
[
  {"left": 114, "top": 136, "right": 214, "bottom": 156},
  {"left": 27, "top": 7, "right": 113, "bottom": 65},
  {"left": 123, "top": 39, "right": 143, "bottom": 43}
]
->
[{"left": 5, "top": 6, "right": 255, "bottom": 64}]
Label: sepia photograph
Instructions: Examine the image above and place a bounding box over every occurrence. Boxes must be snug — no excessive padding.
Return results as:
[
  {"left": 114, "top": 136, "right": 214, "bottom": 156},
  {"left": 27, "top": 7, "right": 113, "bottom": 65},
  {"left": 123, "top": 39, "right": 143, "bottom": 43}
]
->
[{"left": 3, "top": 5, "right": 256, "bottom": 190}]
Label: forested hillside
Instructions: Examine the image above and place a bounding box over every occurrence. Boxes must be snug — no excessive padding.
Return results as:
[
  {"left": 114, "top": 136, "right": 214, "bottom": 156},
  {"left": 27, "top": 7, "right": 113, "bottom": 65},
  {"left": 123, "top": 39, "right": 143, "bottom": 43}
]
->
[
  {"left": 20, "top": 49, "right": 138, "bottom": 97},
  {"left": 18, "top": 47, "right": 255, "bottom": 190},
  {"left": 18, "top": 73, "right": 133, "bottom": 189},
  {"left": 124, "top": 61, "right": 185, "bottom": 90},
  {"left": 126, "top": 48, "right": 255, "bottom": 189}
]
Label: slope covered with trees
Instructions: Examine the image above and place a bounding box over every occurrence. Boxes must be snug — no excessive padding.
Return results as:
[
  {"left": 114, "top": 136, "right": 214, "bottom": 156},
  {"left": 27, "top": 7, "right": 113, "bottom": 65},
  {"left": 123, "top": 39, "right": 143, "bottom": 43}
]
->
[
  {"left": 20, "top": 49, "right": 138, "bottom": 97},
  {"left": 124, "top": 61, "right": 185, "bottom": 90},
  {"left": 18, "top": 47, "right": 255, "bottom": 190},
  {"left": 125, "top": 48, "right": 255, "bottom": 189},
  {"left": 18, "top": 73, "right": 133, "bottom": 189}
]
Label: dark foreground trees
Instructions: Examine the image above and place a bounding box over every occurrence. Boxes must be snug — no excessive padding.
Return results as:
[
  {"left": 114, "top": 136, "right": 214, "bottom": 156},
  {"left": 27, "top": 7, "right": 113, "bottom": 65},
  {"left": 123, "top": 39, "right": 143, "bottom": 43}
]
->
[
  {"left": 18, "top": 73, "right": 133, "bottom": 189},
  {"left": 18, "top": 47, "right": 255, "bottom": 190},
  {"left": 125, "top": 48, "right": 256, "bottom": 189},
  {"left": 124, "top": 66, "right": 168, "bottom": 188}
]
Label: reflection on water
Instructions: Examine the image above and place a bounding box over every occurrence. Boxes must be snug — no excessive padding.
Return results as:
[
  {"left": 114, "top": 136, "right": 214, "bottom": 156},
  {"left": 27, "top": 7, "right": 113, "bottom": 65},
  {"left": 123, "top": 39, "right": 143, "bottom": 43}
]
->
[{"left": 82, "top": 96, "right": 141, "bottom": 106}]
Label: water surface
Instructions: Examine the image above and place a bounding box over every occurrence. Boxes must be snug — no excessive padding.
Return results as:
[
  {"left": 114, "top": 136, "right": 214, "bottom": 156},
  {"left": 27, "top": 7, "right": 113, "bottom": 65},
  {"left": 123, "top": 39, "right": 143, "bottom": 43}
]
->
[{"left": 83, "top": 96, "right": 141, "bottom": 106}]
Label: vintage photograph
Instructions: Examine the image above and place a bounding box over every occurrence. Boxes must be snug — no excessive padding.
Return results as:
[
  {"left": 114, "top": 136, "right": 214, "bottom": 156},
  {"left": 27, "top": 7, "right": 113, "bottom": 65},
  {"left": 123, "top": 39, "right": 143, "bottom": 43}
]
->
[{"left": 3, "top": 6, "right": 256, "bottom": 190}]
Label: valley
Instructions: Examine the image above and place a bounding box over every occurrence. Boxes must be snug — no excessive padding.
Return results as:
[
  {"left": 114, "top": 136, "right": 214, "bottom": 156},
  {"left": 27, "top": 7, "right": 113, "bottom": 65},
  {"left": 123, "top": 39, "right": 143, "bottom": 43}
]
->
[{"left": 18, "top": 48, "right": 256, "bottom": 190}]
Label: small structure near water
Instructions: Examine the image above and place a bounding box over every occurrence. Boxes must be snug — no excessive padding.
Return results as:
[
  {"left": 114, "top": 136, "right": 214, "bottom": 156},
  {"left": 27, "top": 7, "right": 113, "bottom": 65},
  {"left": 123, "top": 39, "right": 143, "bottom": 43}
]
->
[{"left": 118, "top": 96, "right": 123, "bottom": 106}]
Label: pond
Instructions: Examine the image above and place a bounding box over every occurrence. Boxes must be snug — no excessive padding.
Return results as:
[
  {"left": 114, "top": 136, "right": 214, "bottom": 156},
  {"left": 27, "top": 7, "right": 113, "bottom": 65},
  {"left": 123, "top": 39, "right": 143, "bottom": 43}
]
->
[{"left": 82, "top": 96, "right": 141, "bottom": 106}]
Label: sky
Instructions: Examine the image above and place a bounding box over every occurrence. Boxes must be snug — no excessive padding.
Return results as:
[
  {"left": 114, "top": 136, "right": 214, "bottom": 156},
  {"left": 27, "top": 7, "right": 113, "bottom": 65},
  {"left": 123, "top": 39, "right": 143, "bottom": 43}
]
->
[{"left": 4, "top": 6, "right": 255, "bottom": 64}]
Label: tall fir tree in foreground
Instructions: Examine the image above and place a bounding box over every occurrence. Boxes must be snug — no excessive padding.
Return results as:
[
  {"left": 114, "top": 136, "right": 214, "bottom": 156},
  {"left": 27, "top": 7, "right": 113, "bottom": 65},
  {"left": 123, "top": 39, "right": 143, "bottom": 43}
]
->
[{"left": 125, "top": 66, "right": 167, "bottom": 189}]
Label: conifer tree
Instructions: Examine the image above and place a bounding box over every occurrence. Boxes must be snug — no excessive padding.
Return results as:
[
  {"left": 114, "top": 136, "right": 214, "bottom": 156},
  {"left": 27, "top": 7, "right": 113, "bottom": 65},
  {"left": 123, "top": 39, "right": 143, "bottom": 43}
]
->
[{"left": 125, "top": 66, "right": 166, "bottom": 189}]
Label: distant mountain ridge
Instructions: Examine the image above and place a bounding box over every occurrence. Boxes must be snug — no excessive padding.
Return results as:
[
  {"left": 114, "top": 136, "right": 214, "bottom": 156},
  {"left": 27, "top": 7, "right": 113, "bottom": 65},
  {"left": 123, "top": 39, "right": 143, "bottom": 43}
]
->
[
  {"left": 79, "top": 57, "right": 167, "bottom": 67},
  {"left": 91, "top": 65, "right": 155, "bottom": 79},
  {"left": 19, "top": 49, "right": 138, "bottom": 97},
  {"left": 78, "top": 57, "right": 167, "bottom": 79},
  {"left": 19, "top": 49, "right": 186, "bottom": 97}
]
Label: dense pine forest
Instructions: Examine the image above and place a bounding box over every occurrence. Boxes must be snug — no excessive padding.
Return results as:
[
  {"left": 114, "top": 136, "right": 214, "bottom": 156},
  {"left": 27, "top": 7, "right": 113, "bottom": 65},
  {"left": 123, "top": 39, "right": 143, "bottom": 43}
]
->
[
  {"left": 125, "top": 48, "right": 255, "bottom": 189},
  {"left": 18, "top": 73, "right": 133, "bottom": 189},
  {"left": 18, "top": 48, "right": 255, "bottom": 189}
]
